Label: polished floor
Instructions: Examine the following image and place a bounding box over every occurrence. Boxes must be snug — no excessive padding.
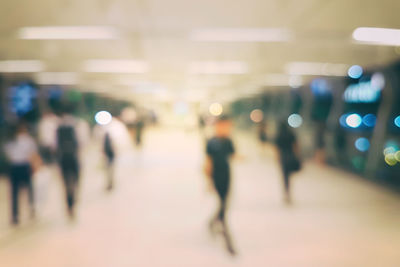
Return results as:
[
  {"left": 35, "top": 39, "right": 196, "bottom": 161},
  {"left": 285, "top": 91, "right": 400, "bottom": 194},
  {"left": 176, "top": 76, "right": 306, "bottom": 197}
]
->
[{"left": 0, "top": 123, "right": 399, "bottom": 267}]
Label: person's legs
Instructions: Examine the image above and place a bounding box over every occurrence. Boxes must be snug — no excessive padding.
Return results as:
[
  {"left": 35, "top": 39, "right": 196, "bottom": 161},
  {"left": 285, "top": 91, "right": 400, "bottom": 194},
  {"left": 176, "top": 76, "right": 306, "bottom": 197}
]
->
[
  {"left": 60, "top": 156, "right": 80, "bottom": 218},
  {"left": 61, "top": 161, "right": 75, "bottom": 217},
  {"left": 10, "top": 167, "right": 20, "bottom": 224},
  {"left": 209, "top": 194, "right": 222, "bottom": 234},
  {"left": 283, "top": 168, "right": 291, "bottom": 203},
  {"left": 218, "top": 194, "right": 227, "bottom": 223},
  {"left": 63, "top": 173, "right": 73, "bottom": 209},
  {"left": 209, "top": 180, "right": 236, "bottom": 255},
  {"left": 136, "top": 133, "right": 141, "bottom": 146},
  {"left": 26, "top": 167, "right": 35, "bottom": 218},
  {"left": 209, "top": 179, "right": 227, "bottom": 230},
  {"left": 106, "top": 156, "right": 114, "bottom": 191},
  {"left": 218, "top": 195, "right": 236, "bottom": 255}
]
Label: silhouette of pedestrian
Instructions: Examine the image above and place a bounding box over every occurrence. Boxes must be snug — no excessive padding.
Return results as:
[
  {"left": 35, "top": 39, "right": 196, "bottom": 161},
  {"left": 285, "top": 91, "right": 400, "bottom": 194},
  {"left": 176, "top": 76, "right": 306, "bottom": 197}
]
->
[
  {"left": 275, "top": 121, "right": 301, "bottom": 203},
  {"left": 204, "top": 115, "right": 237, "bottom": 255},
  {"left": 103, "top": 131, "right": 115, "bottom": 191},
  {"left": 4, "top": 122, "right": 41, "bottom": 225},
  {"left": 56, "top": 108, "right": 80, "bottom": 219}
]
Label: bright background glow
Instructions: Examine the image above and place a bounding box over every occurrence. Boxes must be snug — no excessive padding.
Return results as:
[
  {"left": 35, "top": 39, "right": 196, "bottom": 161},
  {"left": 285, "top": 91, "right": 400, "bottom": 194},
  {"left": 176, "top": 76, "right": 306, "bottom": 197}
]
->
[
  {"left": 383, "top": 141, "right": 399, "bottom": 166},
  {"left": 353, "top": 27, "right": 400, "bottom": 46},
  {"left": 395, "top": 151, "right": 400, "bottom": 162},
  {"left": 394, "top": 115, "right": 400, "bottom": 128},
  {"left": 355, "top": 137, "right": 370, "bottom": 152},
  {"left": 348, "top": 65, "right": 363, "bottom": 79},
  {"left": 250, "top": 109, "right": 264, "bottom": 123},
  {"left": 384, "top": 146, "right": 396, "bottom": 156},
  {"left": 286, "top": 62, "right": 348, "bottom": 76},
  {"left": 346, "top": 113, "right": 362, "bottom": 128},
  {"left": 288, "top": 113, "right": 303, "bottom": 128},
  {"left": 189, "top": 61, "right": 248, "bottom": 74},
  {"left": 362, "top": 114, "right": 377, "bottom": 127},
  {"left": 0, "top": 60, "right": 44, "bottom": 73},
  {"left": 339, "top": 114, "right": 347, "bottom": 128},
  {"left": 83, "top": 60, "right": 149, "bottom": 73},
  {"left": 18, "top": 26, "right": 119, "bottom": 40},
  {"left": 385, "top": 153, "right": 397, "bottom": 166},
  {"left": 190, "top": 28, "right": 292, "bottom": 42},
  {"left": 209, "top": 103, "right": 223, "bottom": 116},
  {"left": 35, "top": 72, "right": 78, "bottom": 85},
  {"left": 371, "top": 72, "right": 385, "bottom": 89},
  {"left": 95, "top": 111, "right": 112, "bottom": 125}
]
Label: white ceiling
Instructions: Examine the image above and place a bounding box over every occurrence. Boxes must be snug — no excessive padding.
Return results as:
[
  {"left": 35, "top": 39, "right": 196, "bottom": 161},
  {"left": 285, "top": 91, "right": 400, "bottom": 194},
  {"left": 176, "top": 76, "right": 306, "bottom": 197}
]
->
[{"left": 0, "top": 0, "right": 400, "bottom": 102}]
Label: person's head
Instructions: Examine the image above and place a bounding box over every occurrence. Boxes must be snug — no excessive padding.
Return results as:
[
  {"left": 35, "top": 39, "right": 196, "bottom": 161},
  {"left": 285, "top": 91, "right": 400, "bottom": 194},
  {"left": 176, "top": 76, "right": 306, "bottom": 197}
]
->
[
  {"left": 56, "top": 102, "right": 76, "bottom": 117},
  {"left": 16, "top": 121, "right": 28, "bottom": 134},
  {"left": 6, "top": 121, "right": 28, "bottom": 140},
  {"left": 215, "top": 115, "right": 233, "bottom": 137}
]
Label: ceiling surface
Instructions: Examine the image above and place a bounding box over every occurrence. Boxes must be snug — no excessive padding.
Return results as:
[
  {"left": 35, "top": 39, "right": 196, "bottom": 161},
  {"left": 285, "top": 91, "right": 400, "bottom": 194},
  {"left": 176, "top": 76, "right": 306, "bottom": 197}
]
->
[{"left": 0, "top": 0, "right": 399, "bottom": 102}]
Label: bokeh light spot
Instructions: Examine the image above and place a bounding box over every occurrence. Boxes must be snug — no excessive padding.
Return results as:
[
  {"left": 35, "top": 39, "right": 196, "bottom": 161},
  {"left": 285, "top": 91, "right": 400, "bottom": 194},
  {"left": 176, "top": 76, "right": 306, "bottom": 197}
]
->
[
  {"left": 250, "top": 109, "right": 264, "bottom": 123},
  {"left": 355, "top": 137, "right": 370, "bottom": 152},
  {"left": 394, "top": 115, "right": 400, "bottom": 128},
  {"left": 385, "top": 153, "right": 397, "bottom": 166},
  {"left": 348, "top": 65, "right": 363, "bottom": 79},
  {"left": 288, "top": 113, "right": 303, "bottom": 128},
  {"left": 346, "top": 113, "right": 362, "bottom": 128},
  {"left": 95, "top": 111, "right": 112, "bottom": 125},
  {"left": 209, "top": 102, "right": 223, "bottom": 116},
  {"left": 362, "top": 114, "right": 376, "bottom": 127}
]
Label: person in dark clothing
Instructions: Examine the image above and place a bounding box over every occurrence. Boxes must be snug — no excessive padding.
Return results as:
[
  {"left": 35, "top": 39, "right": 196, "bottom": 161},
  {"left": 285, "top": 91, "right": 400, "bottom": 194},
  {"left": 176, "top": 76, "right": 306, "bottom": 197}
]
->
[
  {"left": 57, "top": 113, "right": 80, "bottom": 219},
  {"left": 334, "top": 125, "right": 347, "bottom": 166},
  {"left": 258, "top": 120, "right": 268, "bottom": 144},
  {"left": 314, "top": 122, "right": 327, "bottom": 164},
  {"left": 135, "top": 118, "right": 145, "bottom": 147},
  {"left": 205, "top": 115, "right": 236, "bottom": 255},
  {"left": 4, "top": 122, "right": 41, "bottom": 225},
  {"left": 103, "top": 132, "right": 115, "bottom": 191},
  {"left": 275, "top": 121, "right": 301, "bottom": 203}
]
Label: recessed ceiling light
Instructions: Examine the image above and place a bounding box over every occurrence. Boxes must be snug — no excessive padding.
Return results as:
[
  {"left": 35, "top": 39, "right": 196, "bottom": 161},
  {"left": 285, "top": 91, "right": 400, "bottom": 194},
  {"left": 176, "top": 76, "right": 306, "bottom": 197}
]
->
[
  {"left": 189, "top": 61, "right": 248, "bottom": 74},
  {"left": 285, "top": 62, "right": 348, "bottom": 76},
  {"left": 190, "top": 28, "right": 292, "bottom": 42},
  {"left": 18, "top": 26, "right": 119, "bottom": 40},
  {"left": 264, "top": 74, "right": 303, "bottom": 87},
  {"left": 83, "top": 60, "right": 149, "bottom": 73},
  {"left": 0, "top": 60, "right": 44, "bottom": 73},
  {"left": 353, "top": 27, "right": 400, "bottom": 46},
  {"left": 35, "top": 72, "right": 78, "bottom": 85}
]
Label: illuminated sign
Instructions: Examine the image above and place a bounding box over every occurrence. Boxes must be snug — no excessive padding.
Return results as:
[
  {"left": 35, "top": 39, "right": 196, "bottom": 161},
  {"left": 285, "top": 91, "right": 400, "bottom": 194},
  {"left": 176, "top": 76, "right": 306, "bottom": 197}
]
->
[
  {"left": 344, "top": 81, "right": 381, "bottom": 103},
  {"left": 9, "top": 83, "right": 37, "bottom": 115},
  {"left": 343, "top": 73, "right": 385, "bottom": 103}
]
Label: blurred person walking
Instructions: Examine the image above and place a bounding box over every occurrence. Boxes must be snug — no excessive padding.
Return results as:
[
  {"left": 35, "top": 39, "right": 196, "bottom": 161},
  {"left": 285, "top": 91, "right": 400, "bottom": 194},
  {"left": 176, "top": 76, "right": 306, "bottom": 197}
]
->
[
  {"left": 314, "top": 122, "right": 327, "bottom": 164},
  {"left": 204, "top": 115, "right": 237, "bottom": 256},
  {"left": 103, "top": 130, "right": 115, "bottom": 191},
  {"left": 56, "top": 108, "right": 81, "bottom": 219},
  {"left": 135, "top": 116, "right": 145, "bottom": 147},
  {"left": 275, "top": 121, "right": 301, "bottom": 204},
  {"left": 258, "top": 120, "right": 268, "bottom": 145},
  {"left": 3, "top": 122, "right": 41, "bottom": 225}
]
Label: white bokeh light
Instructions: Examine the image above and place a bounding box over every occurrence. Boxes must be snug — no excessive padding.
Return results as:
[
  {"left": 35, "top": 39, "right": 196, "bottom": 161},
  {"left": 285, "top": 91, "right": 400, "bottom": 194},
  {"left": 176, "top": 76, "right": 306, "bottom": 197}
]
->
[
  {"left": 209, "top": 103, "right": 223, "bottom": 116},
  {"left": 250, "top": 109, "right": 264, "bottom": 123},
  {"left": 288, "top": 113, "right": 303, "bottom": 128},
  {"left": 95, "top": 111, "right": 112, "bottom": 125},
  {"left": 346, "top": 113, "right": 362, "bottom": 128}
]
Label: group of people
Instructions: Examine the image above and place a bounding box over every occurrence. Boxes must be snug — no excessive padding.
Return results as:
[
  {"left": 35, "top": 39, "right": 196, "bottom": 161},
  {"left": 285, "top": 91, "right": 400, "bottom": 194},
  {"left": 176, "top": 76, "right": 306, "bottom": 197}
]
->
[
  {"left": 204, "top": 116, "right": 301, "bottom": 256},
  {"left": 2, "top": 108, "right": 115, "bottom": 225},
  {"left": 4, "top": 107, "right": 300, "bottom": 257}
]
